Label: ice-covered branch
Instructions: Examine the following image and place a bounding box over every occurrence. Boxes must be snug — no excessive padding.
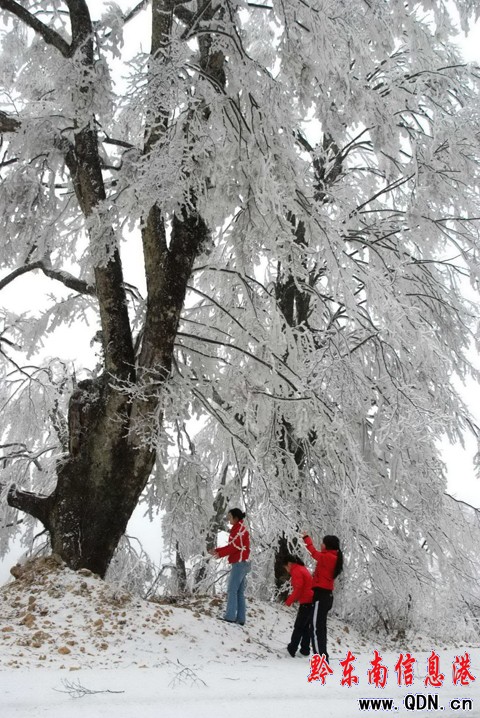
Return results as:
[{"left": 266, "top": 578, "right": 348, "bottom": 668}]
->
[
  {"left": 445, "top": 493, "right": 480, "bottom": 514},
  {"left": 0, "top": 0, "right": 71, "bottom": 57},
  {"left": 40, "top": 262, "right": 95, "bottom": 296},
  {"left": 177, "top": 331, "right": 301, "bottom": 393}
]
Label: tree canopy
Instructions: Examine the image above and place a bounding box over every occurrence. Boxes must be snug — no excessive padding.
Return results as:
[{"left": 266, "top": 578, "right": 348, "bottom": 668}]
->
[{"left": 1, "top": 0, "right": 480, "bottom": 638}]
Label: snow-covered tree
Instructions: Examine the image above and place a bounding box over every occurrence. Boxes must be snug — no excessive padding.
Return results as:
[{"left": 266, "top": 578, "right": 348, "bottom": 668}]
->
[{"left": 1, "top": 0, "right": 480, "bottom": 636}]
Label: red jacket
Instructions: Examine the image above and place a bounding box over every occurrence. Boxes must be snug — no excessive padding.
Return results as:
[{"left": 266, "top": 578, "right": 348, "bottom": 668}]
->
[
  {"left": 285, "top": 563, "right": 313, "bottom": 606},
  {"left": 303, "top": 535, "right": 338, "bottom": 591},
  {"left": 216, "top": 520, "right": 250, "bottom": 564}
]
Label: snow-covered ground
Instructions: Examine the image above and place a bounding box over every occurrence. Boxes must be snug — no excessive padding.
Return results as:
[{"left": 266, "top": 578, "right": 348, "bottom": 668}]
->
[{"left": 0, "top": 557, "right": 478, "bottom": 717}]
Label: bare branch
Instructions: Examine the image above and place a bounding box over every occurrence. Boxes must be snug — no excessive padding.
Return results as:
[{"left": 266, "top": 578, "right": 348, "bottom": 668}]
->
[
  {"left": 124, "top": 0, "right": 150, "bottom": 24},
  {"left": 173, "top": 2, "right": 194, "bottom": 27},
  {"left": 0, "top": 261, "right": 43, "bottom": 291},
  {"left": 0, "top": 261, "right": 95, "bottom": 296},
  {"left": 0, "top": 157, "right": 18, "bottom": 168},
  {"left": 102, "top": 135, "right": 136, "bottom": 150},
  {"left": 0, "top": 110, "right": 20, "bottom": 133},
  {"left": 40, "top": 262, "right": 96, "bottom": 295},
  {"left": 0, "top": 519, "right": 24, "bottom": 529},
  {"left": 445, "top": 493, "right": 480, "bottom": 514},
  {"left": 7, "top": 484, "right": 51, "bottom": 528},
  {"left": 64, "top": 0, "right": 94, "bottom": 53},
  {"left": 54, "top": 678, "right": 125, "bottom": 698},
  {"left": 179, "top": 1, "right": 217, "bottom": 41}
]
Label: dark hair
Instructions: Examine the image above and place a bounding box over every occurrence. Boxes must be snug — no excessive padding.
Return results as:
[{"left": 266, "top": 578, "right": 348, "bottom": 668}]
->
[
  {"left": 323, "top": 535, "right": 343, "bottom": 578},
  {"left": 283, "top": 554, "right": 305, "bottom": 567},
  {"left": 228, "top": 508, "right": 246, "bottom": 520}
]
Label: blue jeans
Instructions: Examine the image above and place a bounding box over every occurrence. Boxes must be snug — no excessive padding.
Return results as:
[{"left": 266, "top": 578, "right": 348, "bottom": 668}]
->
[{"left": 224, "top": 561, "right": 250, "bottom": 623}]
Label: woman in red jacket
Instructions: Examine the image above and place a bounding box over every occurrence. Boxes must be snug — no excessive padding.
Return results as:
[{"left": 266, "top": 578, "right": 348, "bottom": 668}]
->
[
  {"left": 210, "top": 508, "right": 251, "bottom": 625},
  {"left": 283, "top": 554, "right": 314, "bottom": 657},
  {"left": 302, "top": 532, "right": 343, "bottom": 663}
]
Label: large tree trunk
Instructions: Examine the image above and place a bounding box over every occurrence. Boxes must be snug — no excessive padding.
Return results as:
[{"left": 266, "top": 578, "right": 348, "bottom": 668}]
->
[
  {"left": 8, "top": 366, "right": 156, "bottom": 578},
  {"left": 6, "top": 0, "right": 223, "bottom": 577},
  {"left": 6, "top": 0, "right": 140, "bottom": 577}
]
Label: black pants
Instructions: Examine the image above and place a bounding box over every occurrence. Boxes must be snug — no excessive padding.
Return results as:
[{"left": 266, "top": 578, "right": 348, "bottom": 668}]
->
[
  {"left": 288, "top": 603, "right": 313, "bottom": 655},
  {"left": 311, "top": 588, "right": 333, "bottom": 661}
]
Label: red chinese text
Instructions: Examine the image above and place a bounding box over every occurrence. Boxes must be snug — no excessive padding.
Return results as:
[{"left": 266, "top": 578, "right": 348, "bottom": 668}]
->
[
  {"left": 424, "top": 650, "right": 445, "bottom": 687},
  {"left": 368, "top": 650, "right": 389, "bottom": 688},
  {"left": 308, "top": 654, "right": 334, "bottom": 684},
  {"left": 394, "top": 652, "right": 416, "bottom": 686},
  {"left": 340, "top": 650, "right": 359, "bottom": 686},
  {"left": 452, "top": 652, "right": 476, "bottom": 686}
]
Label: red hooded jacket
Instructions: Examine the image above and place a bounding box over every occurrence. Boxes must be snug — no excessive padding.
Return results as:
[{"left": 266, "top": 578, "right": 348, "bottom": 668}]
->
[
  {"left": 303, "top": 535, "right": 338, "bottom": 591},
  {"left": 285, "top": 563, "right": 314, "bottom": 606},
  {"left": 216, "top": 520, "right": 250, "bottom": 564}
]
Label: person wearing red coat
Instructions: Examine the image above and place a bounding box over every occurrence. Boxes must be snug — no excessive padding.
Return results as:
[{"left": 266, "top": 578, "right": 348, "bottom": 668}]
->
[
  {"left": 284, "top": 555, "right": 314, "bottom": 657},
  {"left": 210, "top": 508, "right": 251, "bottom": 625},
  {"left": 303, "top": 532, "right": 343, "bottom": 663}
]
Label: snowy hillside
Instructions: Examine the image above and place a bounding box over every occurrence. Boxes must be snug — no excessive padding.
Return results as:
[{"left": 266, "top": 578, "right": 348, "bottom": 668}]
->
[
  {"left": 0, "top": 558, "right": 479, "bottom": 717},
  {"left": 0, "top": 556, "right": 368, "bottom": 670}
]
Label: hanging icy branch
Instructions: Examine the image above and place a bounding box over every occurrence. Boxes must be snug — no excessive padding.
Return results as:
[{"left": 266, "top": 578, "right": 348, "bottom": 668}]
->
[{"left": 445, "top": 493, "right": 480, "bottom": 515}]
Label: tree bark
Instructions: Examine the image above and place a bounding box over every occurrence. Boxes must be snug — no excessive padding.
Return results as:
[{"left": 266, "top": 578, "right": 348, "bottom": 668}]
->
[{"left": 3, "top": 0, "right": 224, "bottom": 577}]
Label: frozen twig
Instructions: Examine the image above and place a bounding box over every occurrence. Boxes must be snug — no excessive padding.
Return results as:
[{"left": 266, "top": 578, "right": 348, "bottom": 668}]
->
[
  {"left": 54, "top": 679, "right": 125, "bottom": 699},
  {"left": 166, "top": 658, "right": 207, "bottom": 688}
]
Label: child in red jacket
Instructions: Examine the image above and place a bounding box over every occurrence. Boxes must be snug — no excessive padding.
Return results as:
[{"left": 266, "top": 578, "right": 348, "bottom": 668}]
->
[{"left": 283, "top": 554, "right": 314, "bottom": 657}]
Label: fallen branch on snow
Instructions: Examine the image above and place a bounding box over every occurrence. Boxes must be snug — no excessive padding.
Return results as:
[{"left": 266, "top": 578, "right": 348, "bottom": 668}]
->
[{"left": 54, "top": 679, "right": 125, "bottom": 699}]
